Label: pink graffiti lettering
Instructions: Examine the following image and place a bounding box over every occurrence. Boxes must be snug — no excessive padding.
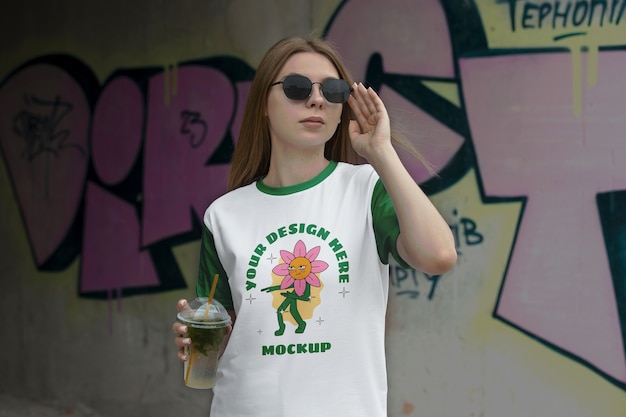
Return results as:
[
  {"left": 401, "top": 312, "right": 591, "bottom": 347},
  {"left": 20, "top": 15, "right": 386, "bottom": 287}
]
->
[
  {"left": 142, "top": 66, "right": 233, "bottom": 246},
  {"left": 460, "top": 50, "right": 626, "bottom": 381},
  {"left": 0, "top": 63, "right": 89, "bottom": 266}
]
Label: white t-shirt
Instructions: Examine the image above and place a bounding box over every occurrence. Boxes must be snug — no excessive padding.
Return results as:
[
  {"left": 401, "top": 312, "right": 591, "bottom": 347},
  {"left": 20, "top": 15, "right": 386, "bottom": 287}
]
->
[{"left": 197, "top": 161, "right": 409, "bottom": 417}]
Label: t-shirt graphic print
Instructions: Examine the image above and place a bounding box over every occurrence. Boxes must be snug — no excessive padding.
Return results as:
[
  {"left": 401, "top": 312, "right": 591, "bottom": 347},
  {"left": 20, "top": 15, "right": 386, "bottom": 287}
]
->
[{"left": 262, "top": 239, "right": 329, "bottom": 335}]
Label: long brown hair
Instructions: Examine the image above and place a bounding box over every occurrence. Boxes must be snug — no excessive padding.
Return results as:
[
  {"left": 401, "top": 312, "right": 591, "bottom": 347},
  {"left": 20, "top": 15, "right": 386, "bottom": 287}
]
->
[{"left": 227, "top": 36, "right": 429, "bottom": 191}]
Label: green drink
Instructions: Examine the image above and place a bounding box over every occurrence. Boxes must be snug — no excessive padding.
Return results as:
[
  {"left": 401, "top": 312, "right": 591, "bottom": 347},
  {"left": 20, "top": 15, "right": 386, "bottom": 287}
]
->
[{"left": 178, "top": 298, "right": 231, "bottom": 389}]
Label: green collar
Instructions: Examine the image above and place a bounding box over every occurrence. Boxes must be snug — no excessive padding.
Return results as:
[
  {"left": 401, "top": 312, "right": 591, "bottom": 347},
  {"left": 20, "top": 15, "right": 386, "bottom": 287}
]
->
[{"left": 256, "top": 161, "right": 338, "bottom": 195}]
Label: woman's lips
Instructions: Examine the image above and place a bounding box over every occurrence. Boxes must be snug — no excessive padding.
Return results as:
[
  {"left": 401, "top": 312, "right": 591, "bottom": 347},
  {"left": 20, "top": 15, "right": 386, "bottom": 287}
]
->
[{"left": 300, "top": 117, "right": 324, "bottom": 129}]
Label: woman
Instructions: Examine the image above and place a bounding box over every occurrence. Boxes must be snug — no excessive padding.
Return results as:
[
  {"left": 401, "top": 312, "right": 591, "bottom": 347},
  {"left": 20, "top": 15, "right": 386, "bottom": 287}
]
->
[{"left": 173, "top": 36, "right": 456, "bottom": 417}]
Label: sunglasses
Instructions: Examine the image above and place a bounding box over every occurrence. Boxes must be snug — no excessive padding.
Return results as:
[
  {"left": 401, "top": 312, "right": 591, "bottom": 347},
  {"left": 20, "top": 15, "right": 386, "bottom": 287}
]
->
[{"left": 270, "top": 74, "right": 352, "bottom": 104}]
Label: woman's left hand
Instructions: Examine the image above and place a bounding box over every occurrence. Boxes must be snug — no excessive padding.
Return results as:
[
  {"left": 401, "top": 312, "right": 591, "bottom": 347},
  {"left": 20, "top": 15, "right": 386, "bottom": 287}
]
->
[{"left": 347, "top": 82, "right": 392, "bottom": 160}]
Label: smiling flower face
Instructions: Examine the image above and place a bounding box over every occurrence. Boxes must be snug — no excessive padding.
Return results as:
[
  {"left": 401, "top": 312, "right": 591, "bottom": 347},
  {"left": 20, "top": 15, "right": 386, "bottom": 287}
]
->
[{"left": 272, "top": 240, "right": 329, "bottom": 296}]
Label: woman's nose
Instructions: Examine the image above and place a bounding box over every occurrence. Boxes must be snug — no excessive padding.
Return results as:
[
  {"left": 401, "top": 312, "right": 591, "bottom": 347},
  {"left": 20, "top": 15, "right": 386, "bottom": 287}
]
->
[{"left": 308, "top": 83, "right": 325, "bottom": 106}]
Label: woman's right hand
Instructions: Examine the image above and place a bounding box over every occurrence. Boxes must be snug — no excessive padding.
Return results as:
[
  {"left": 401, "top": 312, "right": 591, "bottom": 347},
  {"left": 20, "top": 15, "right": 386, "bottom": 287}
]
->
[{"left": 172, "top": 299, "right": 191, "bottom": 361}]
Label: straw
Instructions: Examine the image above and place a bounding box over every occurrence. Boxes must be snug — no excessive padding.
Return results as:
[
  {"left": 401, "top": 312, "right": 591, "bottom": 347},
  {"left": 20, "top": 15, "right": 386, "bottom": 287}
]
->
[
  {"left": 184, "top": 349, "right": 194, "bottom": 385},
  {"left": 184, "top": 274, "right": 219, "bottom": 386},
  {"left": 185, "top": 274, "right": 219, "bottom": 386},
  {"left": 203, "top": 273, "right": 219, "bottom": 320}
]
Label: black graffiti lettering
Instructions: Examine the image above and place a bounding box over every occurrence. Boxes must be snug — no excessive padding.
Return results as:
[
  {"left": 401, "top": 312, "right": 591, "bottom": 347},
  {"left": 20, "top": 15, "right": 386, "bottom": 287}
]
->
[
  {"left": 521, "top": 2, "right": 541, "bottom": 28},
  {"left": 449, "top": 209, "right": 483, "bottom": 252},
  {"left": 507, "top": 0, "right": 625, "bottom": 30},
  {"left": 391, "top": 266, "right": 420, "bottom": 299},
  {"left": 461, "top": 218, "right": 484, "bottom": 246},
  {"left": 554, "top": 1, "right": 572, "bottom": 28},
  {"left": 393, "top": 266, "right": 419, "bottom": 289},
  {"left": 424, "top": 274, "right": 442, "bottom": 301},
  {"left": 539, "top": 2, "right": 553, "bottom": 28},
  {"left": 574, "top": 1, "right": 589, "bottom": 25},
  {"left": 507, "top": 0, "right": 519, "bottom": 31},
  {"left": 391, "top": 266, "right": 444, "bottom": 301},
  {"left": 589, "top": 0, "right": 608, "bottom": 25},
  {"left": 180, "top": 110, "right": 207, "bottom": 148},
  {"left": 12, "top": 95, "right": 84, "bottom": 161},
  {"left": 396, "top": 290, "right": 420, "bottom": 299}
]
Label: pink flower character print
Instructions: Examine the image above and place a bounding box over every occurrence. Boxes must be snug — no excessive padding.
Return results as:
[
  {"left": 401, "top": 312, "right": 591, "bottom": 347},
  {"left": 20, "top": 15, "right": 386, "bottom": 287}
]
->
[{"left": 261, "top": 240, "right": 329, "bottom": 335}]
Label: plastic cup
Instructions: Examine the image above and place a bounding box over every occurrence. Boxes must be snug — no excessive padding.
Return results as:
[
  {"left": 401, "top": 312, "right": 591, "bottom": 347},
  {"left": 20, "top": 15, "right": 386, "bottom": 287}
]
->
[{"left": 177, "top": 297, "right": 231, "bottom": 389}]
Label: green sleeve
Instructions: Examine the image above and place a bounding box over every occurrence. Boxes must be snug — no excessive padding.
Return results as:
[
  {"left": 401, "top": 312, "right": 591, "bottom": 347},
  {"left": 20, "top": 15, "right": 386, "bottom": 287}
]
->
[
  {"left": 197, "top": 224, "right": 234, "bottom": 310},
  {"left": 371, "top": 179, "right": 412, "bottom": 269}
]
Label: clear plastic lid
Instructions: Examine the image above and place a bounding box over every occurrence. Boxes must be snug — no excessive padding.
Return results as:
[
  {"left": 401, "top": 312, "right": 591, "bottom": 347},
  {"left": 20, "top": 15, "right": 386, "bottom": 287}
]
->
[{"left": 177, "top": 297, "right": 231, "bottom": 328}]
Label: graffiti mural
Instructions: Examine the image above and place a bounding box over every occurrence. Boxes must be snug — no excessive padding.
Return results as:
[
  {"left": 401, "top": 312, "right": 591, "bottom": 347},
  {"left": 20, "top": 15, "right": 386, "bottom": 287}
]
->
[
  {"left": 325, "top": 0, "right": 626, "bottom": 395},
  {"left": 0, "top": 56, "right": 255, "bottom": 298},
  {"left": 1, "top": 0, "right": 625, "bottom": 415}
]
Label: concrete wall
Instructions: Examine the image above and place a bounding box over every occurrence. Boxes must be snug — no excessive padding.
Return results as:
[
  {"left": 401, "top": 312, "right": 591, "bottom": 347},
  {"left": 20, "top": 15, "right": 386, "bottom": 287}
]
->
[{"left": 1, "top": 1, "right": 625, "bottom": 416}]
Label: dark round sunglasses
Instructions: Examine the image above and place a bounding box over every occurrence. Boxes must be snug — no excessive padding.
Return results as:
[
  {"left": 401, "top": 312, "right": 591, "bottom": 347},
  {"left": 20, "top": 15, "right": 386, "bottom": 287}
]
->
[{"left": 270, "top": 74, "right": 352, "bottom": 104}]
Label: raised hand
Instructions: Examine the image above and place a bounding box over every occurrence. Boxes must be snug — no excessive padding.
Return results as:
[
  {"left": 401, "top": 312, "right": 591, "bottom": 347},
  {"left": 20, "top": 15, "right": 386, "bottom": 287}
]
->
[{"left": 347, "top": 82, "right": 392, "bottom": 161}]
